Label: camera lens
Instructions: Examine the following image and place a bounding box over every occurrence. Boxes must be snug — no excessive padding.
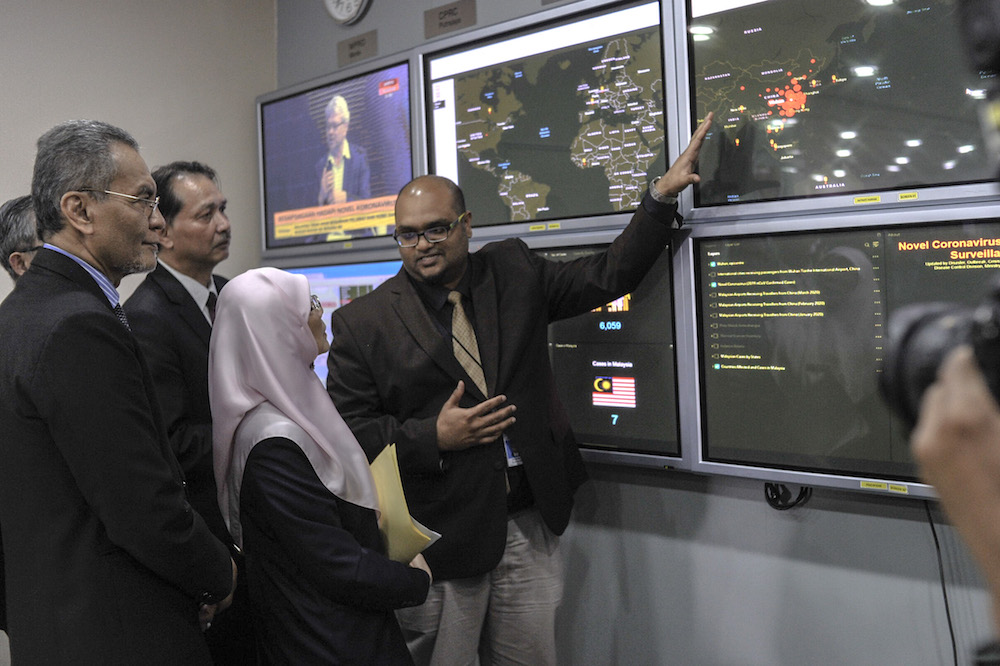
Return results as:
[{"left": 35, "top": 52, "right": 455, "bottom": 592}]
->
[{"left": 880, "top": 303, "right": 975, "bottom": 428}]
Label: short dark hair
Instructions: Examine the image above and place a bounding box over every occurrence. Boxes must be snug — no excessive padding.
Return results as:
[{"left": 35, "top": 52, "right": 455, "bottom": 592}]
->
[
  {"left": 31, "top": 120, "right": 139, "bottom": 240},
  {"left": 0, "top": 196, "right": 38, "bottom": 280},
  {"left": 151, "top": 161, "right": 219, "bottom": 226}
]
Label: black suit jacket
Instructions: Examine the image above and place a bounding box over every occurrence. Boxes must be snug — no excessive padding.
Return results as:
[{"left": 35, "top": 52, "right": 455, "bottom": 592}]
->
[
  {"left": 315, "top": 145, "right": 372, "bottom": 204},
  {"left": 0, "top": 523, "right": 6, "bottom": 633},
  {"left": 242, "top": 437, "right": 427, "bottom": 665},
  {"left": 125, "top": 264, "right": 258, "bottom": 665},
  {"left": 0, "top": 249, "right": 232, "bottom": 664},
  {"left": 124, "top": 263, "right": 229, "bottom": 542},
  {"left": 327, "top": 194, "right": 679, "bottom": 580}
]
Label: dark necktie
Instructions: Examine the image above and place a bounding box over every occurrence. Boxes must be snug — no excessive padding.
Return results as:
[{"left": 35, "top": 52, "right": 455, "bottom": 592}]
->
[
  {"left": 207, "top": 291, "right": 217, "bottom": 325},
  {"left": 113, "top": 303, "right": 131, "bottom": 331},
  {"left": 447, "top": 291, "right": 487, "bottom": 396}
]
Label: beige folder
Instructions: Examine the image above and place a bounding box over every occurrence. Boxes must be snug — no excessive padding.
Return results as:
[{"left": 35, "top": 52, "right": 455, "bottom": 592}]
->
[{"left": 370, "top": 443, "right": 440, "bottom": 562}]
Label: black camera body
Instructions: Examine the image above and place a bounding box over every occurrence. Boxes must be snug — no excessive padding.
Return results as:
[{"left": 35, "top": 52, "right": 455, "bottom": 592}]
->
[{"left": 881, "top": 291, "right": 1000, "bottom": 427}]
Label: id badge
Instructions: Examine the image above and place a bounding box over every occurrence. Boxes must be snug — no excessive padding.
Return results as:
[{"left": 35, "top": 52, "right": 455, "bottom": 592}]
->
[{"left": 503, "top": 434, "right": 523, "bottom": 467}]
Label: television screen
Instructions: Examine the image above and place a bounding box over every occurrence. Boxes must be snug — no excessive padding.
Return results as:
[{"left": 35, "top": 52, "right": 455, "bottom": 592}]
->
[
  {"left": 285, "top": 259, "right": 403, "bottom": 385},
  {"left": 424, "top": 1, "right": 667, "bottom": 228},
  {"left": 540, "top": 244, "right": 680, "bottom": 458},
  {"left": 695, "top": 218, "right": 1000, "bottom": 488},
  {"left": 259, "top": 61, "right": 412, "bottom": 249},
  {"left": 688, "top": 0, "right": 994, "bottom": 208}
]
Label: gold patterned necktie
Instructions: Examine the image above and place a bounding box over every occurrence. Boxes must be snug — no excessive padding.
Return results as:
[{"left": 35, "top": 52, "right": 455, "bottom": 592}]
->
[{"left": 447, "top": 290, "right": 488, "bottom": 396}]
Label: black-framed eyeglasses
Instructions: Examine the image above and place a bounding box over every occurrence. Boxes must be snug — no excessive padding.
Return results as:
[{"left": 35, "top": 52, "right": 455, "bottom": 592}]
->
[
  {"left": 393, "top": 212, "right": 468, "bottom": 248},
  {"left": 310, "top": 294, "right": 323, "bottom": 313},
  {"left": 80, "top": 188, "right": 160, "bottom": 221},
  {"left": 17, "top": 245, "right": 43, "bottom": 253}
]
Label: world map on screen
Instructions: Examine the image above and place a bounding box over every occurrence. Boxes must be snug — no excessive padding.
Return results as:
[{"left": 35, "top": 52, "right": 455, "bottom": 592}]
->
[
  {"left": 690, "top": 0, "right": 992, "bottom": 206},
  {"left": 449, "top": 25, "right": 665, "bottom": 223}
]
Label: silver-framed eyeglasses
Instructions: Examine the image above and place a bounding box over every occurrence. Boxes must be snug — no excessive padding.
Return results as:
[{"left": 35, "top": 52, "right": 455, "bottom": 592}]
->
[
  {"left": 393, "top": 212, "right": 468, "bottom": 248},
  {"left": 310, "top": 294, "right": 323, "bottom": 312},
  {"left": 80, "top": 189, "right": 160, "bottom": 220}
]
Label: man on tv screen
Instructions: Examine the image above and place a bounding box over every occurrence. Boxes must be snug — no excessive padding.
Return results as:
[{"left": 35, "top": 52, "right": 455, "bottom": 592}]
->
[{"left": 317, "top": 94, "right": 371, "bottom": 206}]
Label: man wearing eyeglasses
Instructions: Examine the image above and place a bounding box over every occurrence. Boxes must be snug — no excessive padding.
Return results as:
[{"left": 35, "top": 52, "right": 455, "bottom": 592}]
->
[
  {"left": 123, "top": 161, "right": 255, "bottom": 664},
  {"left": 0, "top": 120, "right": 235, "bottom": 665},
  {"left": 327, "top": 114, "right": 713, "bottom": 665},
  {"left": 317, "top": 94, "right": 370, "bottom": 208}
]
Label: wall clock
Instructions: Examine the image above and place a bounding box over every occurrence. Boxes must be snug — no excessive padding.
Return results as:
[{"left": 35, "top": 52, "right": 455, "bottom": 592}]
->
[{"left": 324, "top": 0, "right": 371, "bottom": 25}]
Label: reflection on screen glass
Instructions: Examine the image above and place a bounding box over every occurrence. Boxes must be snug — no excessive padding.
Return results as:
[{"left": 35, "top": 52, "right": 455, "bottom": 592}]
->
[
  {"left": 696, "top": 219, "right": 1000, "bottom": 481},
  {"left": 688, "top": 0, "right": 993, "bottom": 206},
  {"left": 260, "top": 62, "right": 411, "bottom": 248},
  {"left": 286, "top": 260, "right": 403, "bottom": 384},
  {"left": 425, "top": 1, "right": 666, "bottom": 226},
  {"left": 540, "top": 245, "right": 679, "bottom": 457}
]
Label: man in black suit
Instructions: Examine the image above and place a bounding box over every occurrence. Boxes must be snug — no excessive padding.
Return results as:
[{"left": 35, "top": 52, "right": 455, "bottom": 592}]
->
[
  {"left": 124, "top": 161, "right": 253, "bottom": 664},
  {"left": 327, "top": 114, "right": 713, "bottom": 664},
  {"left": 0, "top": 194, "right": 41, "bottom": 638},
  {"left": 0, "top": 120, "right": 235, "bottom": 664}
]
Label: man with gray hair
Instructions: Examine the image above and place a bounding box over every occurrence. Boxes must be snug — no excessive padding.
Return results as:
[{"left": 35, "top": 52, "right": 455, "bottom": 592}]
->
[
  {"left": 0, "top": 194, "right": 42, "bottom": 638},
  {"left": 0, "top": 195, "right": 41, "bottom": 281},
  {"left": 0, "top": 120, "right": 235, "bottom": 664},
  {"left": 317, "top": 93, "right": 371, "bottom": 206}
]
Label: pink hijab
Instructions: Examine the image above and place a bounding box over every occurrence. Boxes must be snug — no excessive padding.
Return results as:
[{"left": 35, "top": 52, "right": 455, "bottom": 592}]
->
[{"left": 209, "top": 267, "right": 377, "bottom": 547}]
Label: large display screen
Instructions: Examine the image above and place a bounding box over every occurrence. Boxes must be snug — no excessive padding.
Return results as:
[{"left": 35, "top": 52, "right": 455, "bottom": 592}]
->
[
  {"left": 696, "top": 218, "right": 1000, "bottom": 484},
  {"left": 259, "top": 62, "right": 412, "bottom": 249},
  {"left": 688, "top": 0, "right": 993, "bottom": 207},
  {"left": 541, "top": 244, "right": 679, "bottom": 457},
  {"left": 425, "top": 1, "right": 667, "bottom": 227},
  {"left": 286, "top": 259, "right": 403, "bottom": 384}
]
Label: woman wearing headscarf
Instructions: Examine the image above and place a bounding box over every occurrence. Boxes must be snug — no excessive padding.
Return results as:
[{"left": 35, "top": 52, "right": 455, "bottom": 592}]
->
[{"left": 210, "top": 267, "right": 430, "bottom": 665}]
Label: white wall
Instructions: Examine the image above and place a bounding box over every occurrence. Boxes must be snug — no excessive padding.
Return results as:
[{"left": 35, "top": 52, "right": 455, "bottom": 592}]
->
[
  {"left": 0, "top": 0, "right": 276, "bottom": 301},
  {"left": 0, "top": 1, "right": 276, "bottom": 662}
]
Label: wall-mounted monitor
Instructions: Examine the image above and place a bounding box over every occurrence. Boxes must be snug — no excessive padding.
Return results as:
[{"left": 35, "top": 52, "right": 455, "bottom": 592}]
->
[
  {"left": 285, "top": 258, "right": 403, "bottom": 385},
  {"left": 686, "top": 0, "right": 997, "bottom": 222},
  {"left": 692, "top": 215, "right": 1000, "bottom": 497},
  {"left": 423, "top": 1, "right": 668, "bottom": 236},
  {"left": 258, "top": 59, "right": 413, "bottom": 253},
  {"left": 537, "top": 241, "right": 680, "bottom": 465}
]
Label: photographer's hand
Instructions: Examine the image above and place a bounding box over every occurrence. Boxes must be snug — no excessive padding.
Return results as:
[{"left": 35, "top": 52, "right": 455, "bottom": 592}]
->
[{"left": 912, "top": 345, "right": 1000, "bottom": 635}]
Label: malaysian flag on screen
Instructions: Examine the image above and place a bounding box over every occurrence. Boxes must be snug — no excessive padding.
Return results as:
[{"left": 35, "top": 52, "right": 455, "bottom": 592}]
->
[{"left": 592, "top": 376, "right": 636, "bottom": 408}]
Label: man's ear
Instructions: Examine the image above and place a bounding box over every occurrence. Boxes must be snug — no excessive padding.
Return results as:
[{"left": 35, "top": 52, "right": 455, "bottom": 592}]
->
[
  {"left": 60, "top": 191, "right": 94, "bottom": 236},
  {"left": 8, "top": 252, "right": 30, "bottom": 277},
  {"left": 462, "top": 211, "right": 473, "bottom": 240}
]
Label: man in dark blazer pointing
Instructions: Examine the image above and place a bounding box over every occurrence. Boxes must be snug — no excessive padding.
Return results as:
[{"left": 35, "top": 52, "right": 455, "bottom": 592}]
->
[
  {"left": 0, "top": 120, "right": 235, "bottom": 665},
  {"left": 327, "top": 114, "right": 713, "bottom": 664}
]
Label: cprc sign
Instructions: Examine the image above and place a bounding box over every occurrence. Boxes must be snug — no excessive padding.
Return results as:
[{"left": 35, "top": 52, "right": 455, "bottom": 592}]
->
[{"left": 425, "top": 0, "right": 477, "bottom": 39}]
